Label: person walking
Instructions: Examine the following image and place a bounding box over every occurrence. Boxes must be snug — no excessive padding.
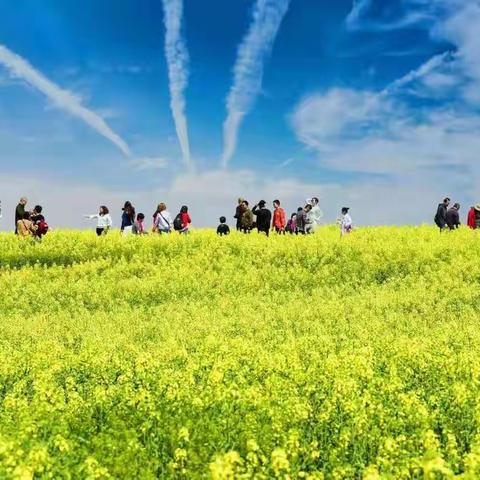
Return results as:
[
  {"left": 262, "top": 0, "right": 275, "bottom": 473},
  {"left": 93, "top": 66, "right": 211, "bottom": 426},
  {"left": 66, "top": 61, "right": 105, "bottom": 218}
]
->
[
  {"left": 15, "top": 197, "right": 28, "bottom": 234},
  {"left": 17, "top": 212, "right": 37, "bottom": 238},
  {"left": 153, "top": 203, "right": 173, "bottom": 234},
  {"left": 240, "top": 200, "right": 254, "bottom": 233},
  {"left": 286, "top": 213, "right": 297, "bottom": 234},
  {"left": 272, "top": 200, "right": 286, "bottom": 234},
  {"left": 467, "top": 206, "right": 476, "bottom": 229},
  {"left": 84, "top": 206, "right": 113, "bottom": 236},
  {"left": 31, "top": 205, "right": 49, "bottom": 239},
  {"left": 434, "top": 197, "right": 450, "bottom": 231},
  {"left": 296, "top": 206, "right": 306, "bottom": 235},
  {"left": 234, "top": 198, "right": 245, "bottom": 231},
  {"left": 446, "top": 203, "right": 461, "bottom": 230},
  {"left": 306, "top": 197, "right": 323, "bottom": 231},
  {"left": 339, "top": 207, "right": 353, "bottom": 236},
  {"left": 473, "top": 204, "right": 480, "bottom": 230},
  {"left": 174, "top": 205, "right": 191, "bottom": 234},
  {"left": 252, "top": 200, "right": 272, "bottom": 237},
  {"left": 121, "top": 201, "right": 135, "bottom": 236}
]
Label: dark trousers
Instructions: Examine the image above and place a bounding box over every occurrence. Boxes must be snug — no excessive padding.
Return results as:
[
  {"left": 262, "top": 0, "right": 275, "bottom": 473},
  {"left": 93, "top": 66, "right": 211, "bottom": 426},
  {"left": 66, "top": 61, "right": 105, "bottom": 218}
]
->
[{"left": 96, "top": 228, "right": 105, "bottom": 236}]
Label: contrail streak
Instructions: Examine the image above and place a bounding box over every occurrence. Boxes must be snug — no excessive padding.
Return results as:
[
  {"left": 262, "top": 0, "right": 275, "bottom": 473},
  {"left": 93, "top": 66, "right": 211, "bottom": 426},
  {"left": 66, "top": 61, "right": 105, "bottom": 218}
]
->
[
  {"left": 162, "top": 0, "right": 192, "bottom": 169},
  {"left": 0, "top": 45, "right": 131, "bottom": 157},
  {"left": 221, "top": 0, "right": 291, "bottom": 169}
]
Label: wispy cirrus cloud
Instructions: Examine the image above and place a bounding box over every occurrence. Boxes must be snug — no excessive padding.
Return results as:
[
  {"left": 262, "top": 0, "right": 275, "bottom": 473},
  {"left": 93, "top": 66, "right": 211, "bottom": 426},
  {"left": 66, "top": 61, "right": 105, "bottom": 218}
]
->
[
  {"left": 128, "top": 157, "right": 169, "bottom": 171},
  {"left": 221, "top": 0, "right": 291, "bottom": 169},
  {"left": 346, "top": 0, "right": 434, "bottom": 31},
  {"left": 162, "top": 0, "right": 192, "bottom": 170},
  {"left": 0, "top": 44, "right": 131, "bottom": 157}
]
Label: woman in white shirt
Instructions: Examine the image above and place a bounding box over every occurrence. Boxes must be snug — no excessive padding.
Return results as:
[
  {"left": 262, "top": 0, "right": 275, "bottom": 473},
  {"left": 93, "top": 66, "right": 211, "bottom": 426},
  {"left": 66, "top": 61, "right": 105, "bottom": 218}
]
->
[
  {"left": 84, "top": 206, "right": 113, "bottom": 236},
  {"left": 153, "top": 203, "right": 173, "bottom": 234}
]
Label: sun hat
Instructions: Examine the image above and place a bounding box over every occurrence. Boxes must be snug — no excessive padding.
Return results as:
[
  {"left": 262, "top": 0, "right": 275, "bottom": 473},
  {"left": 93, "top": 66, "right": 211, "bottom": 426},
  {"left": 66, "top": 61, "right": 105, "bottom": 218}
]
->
[{"left": 475, "top": 204, "right": 480, "bottom": 212}]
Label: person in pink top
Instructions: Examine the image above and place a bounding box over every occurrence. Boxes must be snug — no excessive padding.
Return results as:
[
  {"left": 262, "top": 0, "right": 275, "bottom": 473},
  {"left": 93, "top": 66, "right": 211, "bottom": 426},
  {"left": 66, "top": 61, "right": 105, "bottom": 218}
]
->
[
  {"left": 272, "top": 199, "right": 286, "bottom": 234},
  {"left": 133, "top": 213, "right": 146, "bottom": 235}
]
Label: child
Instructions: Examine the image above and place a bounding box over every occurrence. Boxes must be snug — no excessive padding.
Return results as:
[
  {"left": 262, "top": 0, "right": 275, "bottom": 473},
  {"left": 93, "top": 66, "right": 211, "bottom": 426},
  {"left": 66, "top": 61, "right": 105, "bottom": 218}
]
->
[
  {"left": 31, "top": 205, "right": 49, "bottom": 238},
  {"left": 174, "top": 206, "right": 191, "bottom": 234},
  {"left": 84, "top": 206, "right": 113, "bottom": 236},
  {"left": 217, "top": 216, "right": 230, "bottom": 236},
  {"left": 132, "top": 213, "right": 146, "bottom": 235},
  {"left": 286, "top": 213, "right": 297, "bottom": 234},
  {"left": 339, "top": 207, "right": 353, "bottom": 236}
]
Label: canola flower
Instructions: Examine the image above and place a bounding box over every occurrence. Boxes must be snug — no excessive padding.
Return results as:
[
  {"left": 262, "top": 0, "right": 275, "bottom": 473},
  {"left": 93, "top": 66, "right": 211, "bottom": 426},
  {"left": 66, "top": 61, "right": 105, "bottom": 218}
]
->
[{"left": 0, "top": 227, "right": 480, "bottom": 478}]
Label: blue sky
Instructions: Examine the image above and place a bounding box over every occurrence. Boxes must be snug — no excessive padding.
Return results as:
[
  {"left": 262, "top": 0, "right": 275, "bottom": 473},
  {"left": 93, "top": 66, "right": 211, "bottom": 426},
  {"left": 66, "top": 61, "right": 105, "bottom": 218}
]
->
[{"left": 0, "top": 0, "right": 479, "bottom": 227}]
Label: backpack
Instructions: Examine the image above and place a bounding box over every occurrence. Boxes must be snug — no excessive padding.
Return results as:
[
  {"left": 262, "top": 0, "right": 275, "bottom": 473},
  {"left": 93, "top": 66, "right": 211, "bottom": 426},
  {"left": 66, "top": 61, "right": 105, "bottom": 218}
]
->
[
  {"left": 36, "top": 219, "right": 49, "bottom": 237},
  {"left": 173, "top": 213, "right": 183, "bottom": 231}
]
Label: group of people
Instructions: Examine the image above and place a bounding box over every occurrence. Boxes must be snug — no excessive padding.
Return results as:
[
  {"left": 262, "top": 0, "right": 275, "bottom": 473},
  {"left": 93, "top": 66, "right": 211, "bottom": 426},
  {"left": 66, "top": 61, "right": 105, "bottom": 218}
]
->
[
  {"left": 435, "top": 197, "right": 480, "bottom": 231},
  {"left": 14, "top": 197, "right": 49, "bottom": 239},
  {"left": 11, "top": 195, "right": 355, "bottom": 238},
  {"left": 231, "top": 197, "right": 353, "bottom": 237},
  {"left": 84, "top": 201, "right": 192, "bottom": 236}
]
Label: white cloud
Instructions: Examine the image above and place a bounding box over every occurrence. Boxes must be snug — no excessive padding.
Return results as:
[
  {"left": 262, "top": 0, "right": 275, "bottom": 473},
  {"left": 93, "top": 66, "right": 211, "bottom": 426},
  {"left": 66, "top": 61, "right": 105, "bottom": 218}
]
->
[
  {"left": 345, "top": 0, "right": 433, "bottom": 31},
  {"left": 291, "top": 89, "right": 398, "bottom": 151},
  {"left": 290, "top": 0, "right": 480, "bottom": 217},
  {"left": 221, "top": 0, "right": 291, "bottom": 168},
  {"left": 129, "top": 157, "right": 169, "bottom": 171},
  {"left": 0, "top": 45, "right": 131, "bottom": 157}
]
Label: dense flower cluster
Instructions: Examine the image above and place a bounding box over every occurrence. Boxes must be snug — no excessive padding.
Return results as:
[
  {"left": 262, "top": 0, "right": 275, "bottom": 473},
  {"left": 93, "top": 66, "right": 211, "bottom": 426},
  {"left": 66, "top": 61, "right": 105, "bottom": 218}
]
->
[{"left": 0, "top": 227, "right": 479, "bottom": 478}]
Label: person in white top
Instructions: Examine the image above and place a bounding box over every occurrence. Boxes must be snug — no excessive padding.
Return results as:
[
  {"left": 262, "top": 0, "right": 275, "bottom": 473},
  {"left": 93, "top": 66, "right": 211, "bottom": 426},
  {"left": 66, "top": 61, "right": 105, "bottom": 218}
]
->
[
  {"left": 153, "top": 202, "right": 173, "bottom": 234},
  {"left": 339, "top": 207, "right": 353, "bottom": 236},
  {"left": 305, "top": 197, "right": 323, "bottom": 232},
  {"left": 84, "top": 206, "right": 113, "bottom": 236}
]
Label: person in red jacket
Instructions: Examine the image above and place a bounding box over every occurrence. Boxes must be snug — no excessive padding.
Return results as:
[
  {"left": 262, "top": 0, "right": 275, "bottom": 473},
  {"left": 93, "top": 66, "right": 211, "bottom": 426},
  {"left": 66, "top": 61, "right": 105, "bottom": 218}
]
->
[
  {"left": 467, "top": 205, "right": 480, "bottom": 229},
  {"left": 272, "top": 199, "right": 286, "bottom": 234},
  {"left": 180, "top": 205, "right": 191, "bottom": 234},
  {"left": 467, "top": 206, "right": 476, "bottom": 229}
]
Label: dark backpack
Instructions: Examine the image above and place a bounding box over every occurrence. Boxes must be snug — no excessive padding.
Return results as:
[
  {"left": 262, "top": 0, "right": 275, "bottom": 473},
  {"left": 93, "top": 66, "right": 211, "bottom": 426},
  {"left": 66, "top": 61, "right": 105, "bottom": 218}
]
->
[
  {"left": 173, "top": 214, "right": 183, "bottom": 231},
  {"left": 36, "top": 220, "right": 49, "bottom": 237}
]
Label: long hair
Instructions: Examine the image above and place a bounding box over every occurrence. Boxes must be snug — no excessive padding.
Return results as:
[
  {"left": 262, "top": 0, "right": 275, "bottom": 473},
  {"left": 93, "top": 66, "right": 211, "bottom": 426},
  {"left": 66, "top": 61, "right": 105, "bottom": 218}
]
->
[
  {"left": 153, "top": 203, "right": 167, "bottom": 217},
  {"left": 123, "top": 201, "right": 135, "bottom": 222}
]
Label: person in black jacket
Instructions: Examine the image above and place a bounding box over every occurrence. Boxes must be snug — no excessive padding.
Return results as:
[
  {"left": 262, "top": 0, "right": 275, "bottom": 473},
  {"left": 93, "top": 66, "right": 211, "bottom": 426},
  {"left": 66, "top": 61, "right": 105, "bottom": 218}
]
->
[
  {"left": 15, "top": 197, "right": 28, "bottom": 234},
  {"left": 446, "top": 203, "right": 461, "bottom": 230},
  {"left": 252, "top": 200, "right": 272, "bottom": 237},
  {"left": 217, "top": 216, "right": 230, "bottom": 236},
  {"left": 434, "top": 197, "right": 450, "bottom": 231}
]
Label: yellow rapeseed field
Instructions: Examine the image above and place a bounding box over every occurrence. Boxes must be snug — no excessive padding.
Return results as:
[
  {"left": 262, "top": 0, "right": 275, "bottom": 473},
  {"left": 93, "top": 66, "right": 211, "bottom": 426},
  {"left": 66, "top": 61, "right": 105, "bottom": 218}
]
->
[{"left": 1, "top": 227, "right": 480, "bottom": 479}]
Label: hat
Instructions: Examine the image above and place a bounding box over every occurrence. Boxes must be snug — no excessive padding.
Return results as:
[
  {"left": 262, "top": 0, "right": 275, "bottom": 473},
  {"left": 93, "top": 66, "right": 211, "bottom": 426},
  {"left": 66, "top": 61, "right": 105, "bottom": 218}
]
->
[
  {"left": 342, "top": 207, "right": 350, "bottom": 211},
  {"left": 475, "top": 204, "right": 480, "bottom": 212},
  {"left": 258, "top": 200, "right": 266, "bottom": 207}
]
